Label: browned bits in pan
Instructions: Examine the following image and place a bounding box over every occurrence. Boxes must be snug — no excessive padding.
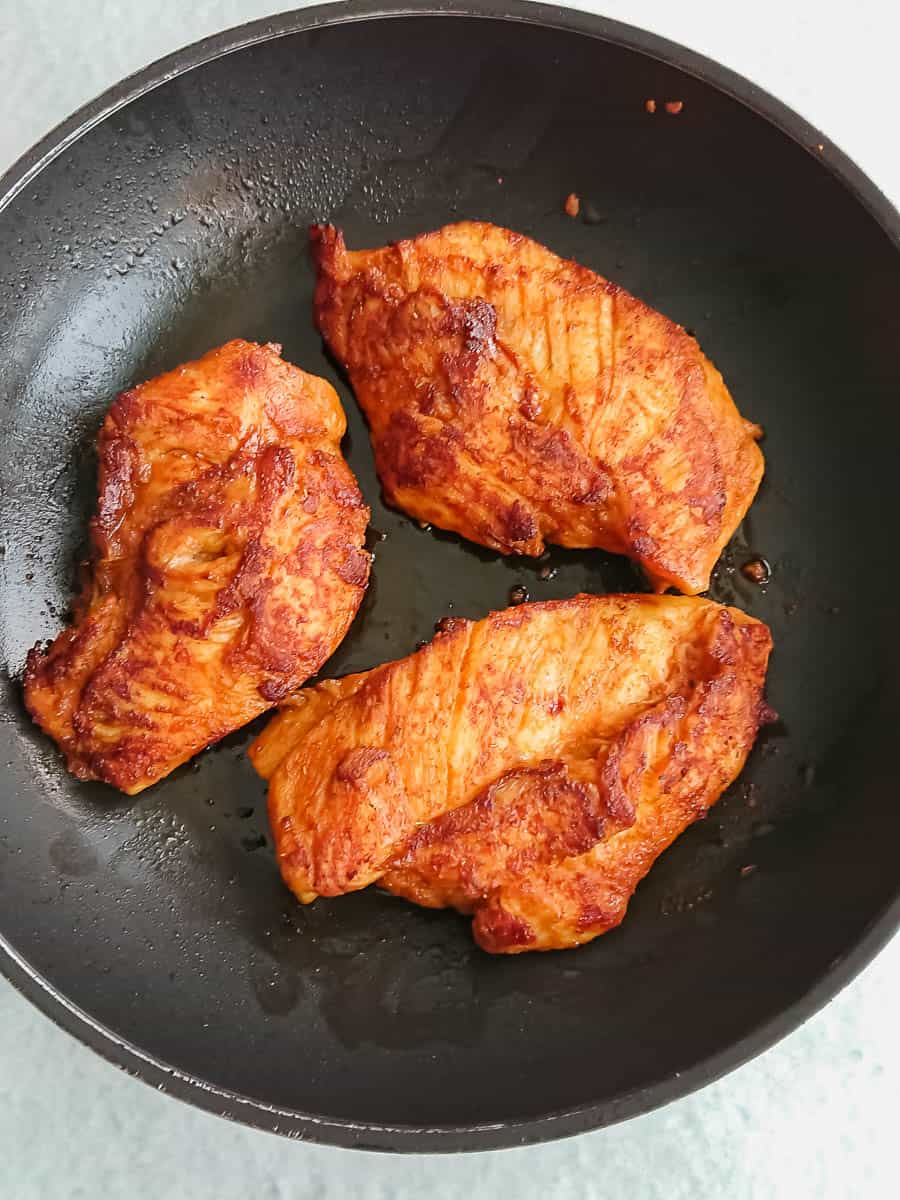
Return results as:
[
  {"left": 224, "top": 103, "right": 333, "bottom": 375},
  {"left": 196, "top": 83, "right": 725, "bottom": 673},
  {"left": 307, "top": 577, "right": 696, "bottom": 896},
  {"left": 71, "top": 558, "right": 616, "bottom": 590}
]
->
[
  {"left": 665, "top": 100, "right": 684, "bottom": 115},
  {"left": 564, "top": 192, "right": 580, "bottom": 218}
]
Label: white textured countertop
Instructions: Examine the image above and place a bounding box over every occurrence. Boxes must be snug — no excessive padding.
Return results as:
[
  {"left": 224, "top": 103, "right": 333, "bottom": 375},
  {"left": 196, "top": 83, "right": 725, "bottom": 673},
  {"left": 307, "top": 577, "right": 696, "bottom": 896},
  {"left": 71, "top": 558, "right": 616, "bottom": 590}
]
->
[{"left": 1, "top": 2, "right": 898, "bottom": 1195}]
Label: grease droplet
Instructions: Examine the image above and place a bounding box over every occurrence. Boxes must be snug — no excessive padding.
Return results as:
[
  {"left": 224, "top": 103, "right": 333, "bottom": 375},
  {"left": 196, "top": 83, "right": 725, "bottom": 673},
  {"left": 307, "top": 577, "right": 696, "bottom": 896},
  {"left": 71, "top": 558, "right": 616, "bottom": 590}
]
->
[
  {"left": 249, "top": 962, "right": 299, "bottom": 1016},
  {"left": 741, "top": 557, "right": 771, "bottom": 584}
]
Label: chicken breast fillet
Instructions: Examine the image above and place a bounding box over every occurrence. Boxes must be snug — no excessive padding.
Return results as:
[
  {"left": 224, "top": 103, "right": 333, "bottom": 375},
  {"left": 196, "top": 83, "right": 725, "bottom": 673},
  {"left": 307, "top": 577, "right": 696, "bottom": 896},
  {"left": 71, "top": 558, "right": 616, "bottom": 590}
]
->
[
  {"left": 312, "top": 222, "right": 764, "bottom": 595},
  {"left": 25, "top": 340, "right": 370, "bottom": 795},
  {"left": 250, "top": 595, "right": 772, "bottom": 953}
]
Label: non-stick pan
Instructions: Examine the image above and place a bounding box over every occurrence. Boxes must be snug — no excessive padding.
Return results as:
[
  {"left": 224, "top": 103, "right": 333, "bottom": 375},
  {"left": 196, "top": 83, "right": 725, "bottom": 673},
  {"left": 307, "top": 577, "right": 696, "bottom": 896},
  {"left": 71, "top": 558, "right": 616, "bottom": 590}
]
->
[{"left": 1, "top": 0, "right": 898, "bottom": 1153}]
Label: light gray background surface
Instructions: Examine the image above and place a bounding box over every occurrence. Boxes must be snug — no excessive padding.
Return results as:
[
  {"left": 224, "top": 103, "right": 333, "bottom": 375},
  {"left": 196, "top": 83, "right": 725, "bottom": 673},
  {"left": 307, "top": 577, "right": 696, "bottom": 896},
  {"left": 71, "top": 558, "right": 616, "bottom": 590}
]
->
[{"left": 1, "top": 2, "right": 898, "bottom": 1196}]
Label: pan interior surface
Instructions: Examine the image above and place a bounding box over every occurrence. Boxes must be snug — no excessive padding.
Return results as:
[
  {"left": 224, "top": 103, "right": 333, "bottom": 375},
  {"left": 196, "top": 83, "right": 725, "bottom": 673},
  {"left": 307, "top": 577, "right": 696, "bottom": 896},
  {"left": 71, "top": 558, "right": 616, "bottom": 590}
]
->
[{"left": 1, "top": 9, "right": 899, "bottom": 1150}]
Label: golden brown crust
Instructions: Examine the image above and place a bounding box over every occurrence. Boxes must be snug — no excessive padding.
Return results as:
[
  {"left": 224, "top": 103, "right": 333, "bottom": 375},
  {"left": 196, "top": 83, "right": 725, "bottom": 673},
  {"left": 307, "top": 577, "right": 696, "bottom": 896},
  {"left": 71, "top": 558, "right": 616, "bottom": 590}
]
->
[
  {"left": 250, "top": 595, "right": 772, "bottom": 949},
  {"left": 24, "top": 340, "right": 370, "bottom": 794},
  {"left": 312, "top": 221, "right": 764, "bottom": 594},
  {"left": 385, "top": 610, "right": 772, "bottom": 952}
]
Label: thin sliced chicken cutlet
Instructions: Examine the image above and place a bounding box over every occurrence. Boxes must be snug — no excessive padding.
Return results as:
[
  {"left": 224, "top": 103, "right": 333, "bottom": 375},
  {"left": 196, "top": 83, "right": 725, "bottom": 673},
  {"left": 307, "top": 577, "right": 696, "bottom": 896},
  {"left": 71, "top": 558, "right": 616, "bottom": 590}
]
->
[
  {"left": 25, "top": 340, "right": 370, "bottom": 795},
  {"left": 250, "top": 595, "right": 772, "bottom": 952},
  {"left": 312, "top": 221, "right": 764, "bottom": 595}
]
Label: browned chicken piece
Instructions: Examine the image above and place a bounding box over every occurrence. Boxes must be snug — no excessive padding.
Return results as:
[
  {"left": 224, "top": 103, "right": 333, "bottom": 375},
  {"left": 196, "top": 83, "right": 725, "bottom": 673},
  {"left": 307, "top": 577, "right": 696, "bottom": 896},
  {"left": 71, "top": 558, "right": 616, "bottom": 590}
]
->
[
  {"left": 25, "top": 340, "right": 370, "bottom": 795},
  {"left": 312, "top": 222, "right": 764, "bottom": 595},
  {"left": 250, "top": 595, "right": 772, "bottom": 952}
]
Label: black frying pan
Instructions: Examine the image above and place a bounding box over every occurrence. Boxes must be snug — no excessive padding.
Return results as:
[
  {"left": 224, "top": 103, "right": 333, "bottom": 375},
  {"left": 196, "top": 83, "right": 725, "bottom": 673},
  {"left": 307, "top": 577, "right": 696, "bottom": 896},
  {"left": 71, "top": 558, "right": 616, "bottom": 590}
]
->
[{"left": 1, "top": 0, "right": 898, "bottom": 1153}]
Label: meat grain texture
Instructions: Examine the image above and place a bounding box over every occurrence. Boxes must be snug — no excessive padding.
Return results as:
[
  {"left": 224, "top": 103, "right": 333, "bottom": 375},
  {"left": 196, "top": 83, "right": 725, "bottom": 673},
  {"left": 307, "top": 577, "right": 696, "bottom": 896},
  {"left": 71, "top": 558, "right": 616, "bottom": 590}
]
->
[
  {"left": 251, "top": 595, "right": 773, "bottom": 953},
  {"left": 312, "top": 221, "right": 764, "bottom": 595},
  {"left": 25, "top": 340, "right": 370, "bottom": 794}
]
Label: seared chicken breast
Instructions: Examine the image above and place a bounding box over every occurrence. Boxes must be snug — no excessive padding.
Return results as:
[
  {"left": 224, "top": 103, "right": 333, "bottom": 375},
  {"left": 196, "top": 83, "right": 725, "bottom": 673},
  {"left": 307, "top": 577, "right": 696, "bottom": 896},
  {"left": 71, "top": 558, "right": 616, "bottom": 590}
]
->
[
  {"left": 251, "top": 595, "right": 772, "bottom": 952},
  {"left": 312, "top": 222, "right": 763, "bottom": 594},
  {"left": 25, "top": 340, "right": 369, "bottom": 794}
]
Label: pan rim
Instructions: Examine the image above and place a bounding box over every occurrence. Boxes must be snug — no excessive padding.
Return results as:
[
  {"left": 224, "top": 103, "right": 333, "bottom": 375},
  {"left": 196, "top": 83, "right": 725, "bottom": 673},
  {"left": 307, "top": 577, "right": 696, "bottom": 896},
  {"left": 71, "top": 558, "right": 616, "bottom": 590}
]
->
[{"left": 1, "top": 0, "right": 898, "bottom": 1153}]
